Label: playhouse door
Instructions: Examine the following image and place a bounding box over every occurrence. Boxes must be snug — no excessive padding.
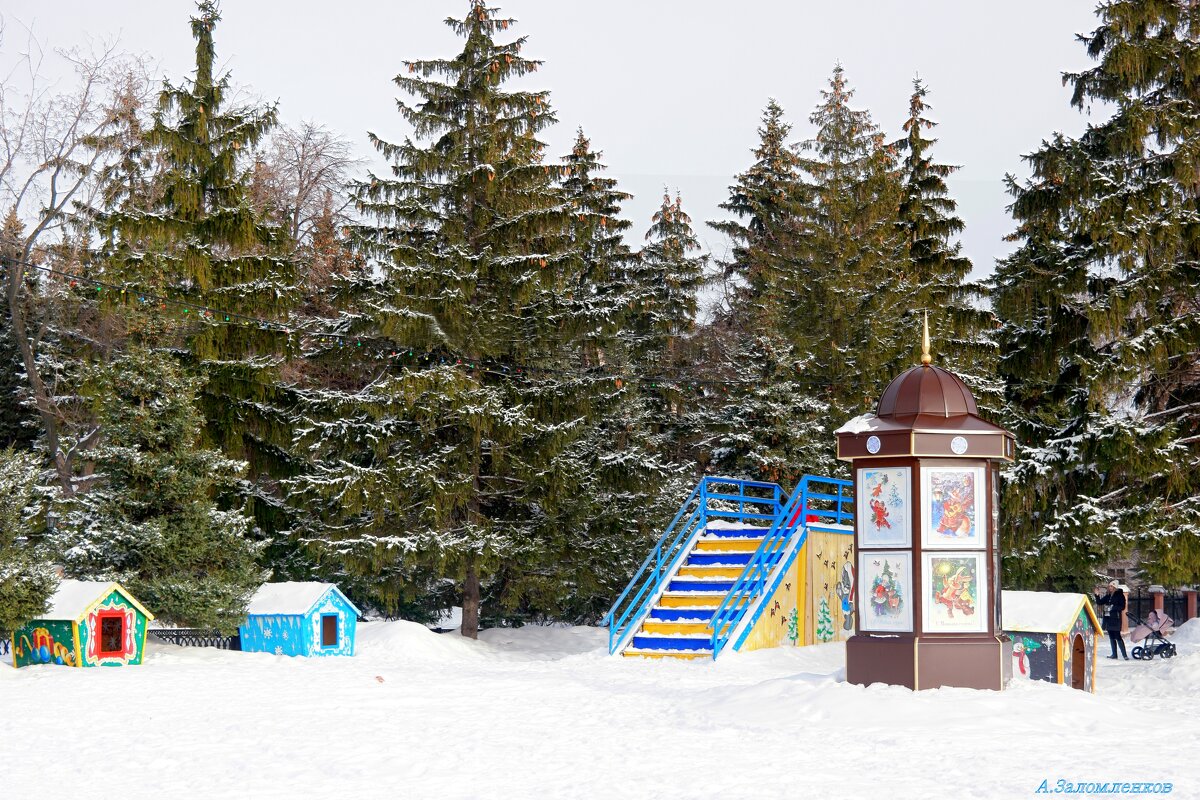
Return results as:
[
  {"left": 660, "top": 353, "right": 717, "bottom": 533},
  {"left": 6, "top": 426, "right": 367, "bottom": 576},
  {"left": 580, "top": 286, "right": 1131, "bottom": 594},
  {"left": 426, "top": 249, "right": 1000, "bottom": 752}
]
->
[{"left": 1071, "top": 634, "right": 1085, "bottom": 690}]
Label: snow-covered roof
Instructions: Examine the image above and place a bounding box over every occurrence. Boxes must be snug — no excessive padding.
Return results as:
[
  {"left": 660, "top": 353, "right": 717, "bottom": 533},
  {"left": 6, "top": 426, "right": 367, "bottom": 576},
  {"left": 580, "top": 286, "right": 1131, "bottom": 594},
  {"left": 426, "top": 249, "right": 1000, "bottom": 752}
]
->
[
  {"left": 44, "top": 580, "right": 154, "bottom": 622},
  {"left": 246, "top": 582, "right": 360, "bottom": 616},
  {"left": 1002, "top": 590, "right": 1098, "bottom": 634}
]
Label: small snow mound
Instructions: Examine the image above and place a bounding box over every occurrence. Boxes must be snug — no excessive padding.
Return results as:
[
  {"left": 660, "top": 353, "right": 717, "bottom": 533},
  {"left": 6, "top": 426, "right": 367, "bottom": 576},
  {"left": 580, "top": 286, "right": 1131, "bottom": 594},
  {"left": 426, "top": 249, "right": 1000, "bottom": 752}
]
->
[
  {"left": 356, "top": 620, "right": 492, "bottom": 663},
  {"left": 1172, "top": 617, "right": 1200, "bottom": 645}
]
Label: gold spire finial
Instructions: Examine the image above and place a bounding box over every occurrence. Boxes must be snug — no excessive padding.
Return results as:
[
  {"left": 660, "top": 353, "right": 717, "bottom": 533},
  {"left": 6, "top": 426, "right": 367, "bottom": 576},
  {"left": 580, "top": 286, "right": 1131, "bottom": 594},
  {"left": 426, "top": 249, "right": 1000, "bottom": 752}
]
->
[{"left": 921, "top": 311, "right": 932, "bottom": 365}]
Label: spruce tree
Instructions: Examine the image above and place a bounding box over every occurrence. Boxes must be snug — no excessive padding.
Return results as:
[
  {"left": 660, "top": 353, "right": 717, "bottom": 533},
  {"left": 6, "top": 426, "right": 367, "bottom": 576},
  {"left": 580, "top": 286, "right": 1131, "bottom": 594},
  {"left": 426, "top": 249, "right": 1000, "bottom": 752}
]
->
[
  {"left": 995, "top": 0, "right": 1200, "bottom": 588},
  {"left": 794, "top": 65, "right": 909, "bottom": 406},
  {"left": 0, "top": 448, "right": 56, "bottom": 632},
  {"left": 524, "top": 130, "right": 674, "bottom": 622},
  {"left": 95, "top": 1, "right": 297, "bottom": 533},
  {"left": 710, "top": 99, "right": 805, "bottom": 321},
  {"left": 293, "top": 1, "right": 628, "bottom": 635},
  {"left": 0, "top": 210, "right": 38, "bottom": 450},
  {"left": 707, "top": 100, "right": 824, "bottom": 485},
  {"left": 894, "top": 78, "right": 999, "bottom": 408},
  {"left": 635, "top": 192, "right": 708, "bottom": 355},
  {"left": 715, "top": 68, "right": 909, "bottom": 484},
  {"left": 52, "top": 348, "right": 260, "bottom": 630}
]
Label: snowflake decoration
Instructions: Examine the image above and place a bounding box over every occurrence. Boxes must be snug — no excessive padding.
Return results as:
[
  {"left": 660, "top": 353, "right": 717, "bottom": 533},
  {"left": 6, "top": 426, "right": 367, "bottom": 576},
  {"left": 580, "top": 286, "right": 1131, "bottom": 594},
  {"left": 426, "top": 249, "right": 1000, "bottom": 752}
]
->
[
  {"left": 274, "top": 646, "right": 283, "bottom": 656},
  {"left": 263, "top": 628, "right": 272, "bottom": 640}
]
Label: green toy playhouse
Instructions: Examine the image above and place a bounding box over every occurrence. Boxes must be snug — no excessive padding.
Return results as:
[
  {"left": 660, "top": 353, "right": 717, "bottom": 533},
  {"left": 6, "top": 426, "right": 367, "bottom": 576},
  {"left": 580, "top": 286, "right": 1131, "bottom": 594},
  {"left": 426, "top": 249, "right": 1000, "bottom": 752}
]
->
[{"left": 10, "top": 580, "right": 155, "bottom": 668}]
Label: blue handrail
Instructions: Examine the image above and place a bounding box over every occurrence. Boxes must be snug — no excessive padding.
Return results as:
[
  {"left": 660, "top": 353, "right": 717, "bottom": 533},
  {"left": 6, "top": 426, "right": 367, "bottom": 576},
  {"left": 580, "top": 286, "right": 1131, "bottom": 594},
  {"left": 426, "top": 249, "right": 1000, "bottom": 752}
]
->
[
  {"left": 710, "top": 474, "right": 854, "bottom": 659},
  {"left": 601, "top": 476, "right": 784, "bottom": 654}
]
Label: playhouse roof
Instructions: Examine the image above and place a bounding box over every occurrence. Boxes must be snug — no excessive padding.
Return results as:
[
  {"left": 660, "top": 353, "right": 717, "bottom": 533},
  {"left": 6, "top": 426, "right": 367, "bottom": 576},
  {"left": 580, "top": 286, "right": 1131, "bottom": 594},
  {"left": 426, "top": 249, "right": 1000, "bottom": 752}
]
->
[
  {"left": 246, "top": 582, "right": 361, "bottom": 617},
  {"left": 44, "top": 580, "right": 155, "bottom": 623},
  {"left": 1002, "top": 590, "right": 1100, "bottom": 634}
]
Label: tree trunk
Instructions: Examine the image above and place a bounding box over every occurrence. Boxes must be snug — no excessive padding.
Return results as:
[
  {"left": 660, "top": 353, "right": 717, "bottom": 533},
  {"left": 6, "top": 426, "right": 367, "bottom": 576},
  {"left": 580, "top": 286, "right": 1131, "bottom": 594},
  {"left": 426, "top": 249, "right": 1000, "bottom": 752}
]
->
[
  {"left": 461, "top": 553, "right": 480, "bottom": 640},
  {"left": 3, "top": 255, "right": 75, "bottom": 495}
]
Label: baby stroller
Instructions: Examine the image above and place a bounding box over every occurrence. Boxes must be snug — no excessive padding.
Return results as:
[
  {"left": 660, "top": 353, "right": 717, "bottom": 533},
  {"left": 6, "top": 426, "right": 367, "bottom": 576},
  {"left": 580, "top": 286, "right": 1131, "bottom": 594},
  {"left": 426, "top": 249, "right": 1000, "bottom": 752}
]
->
[{"left": 1129, "top": 610, "right": 1177, "bottom": 660}]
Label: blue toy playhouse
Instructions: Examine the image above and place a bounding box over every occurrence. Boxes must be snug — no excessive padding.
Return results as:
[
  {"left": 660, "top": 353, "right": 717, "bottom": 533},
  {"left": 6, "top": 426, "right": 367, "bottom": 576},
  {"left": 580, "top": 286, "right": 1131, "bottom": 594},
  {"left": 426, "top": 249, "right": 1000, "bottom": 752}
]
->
[{"left": 238, "top": 582, "right": 359, "bottom": 657}]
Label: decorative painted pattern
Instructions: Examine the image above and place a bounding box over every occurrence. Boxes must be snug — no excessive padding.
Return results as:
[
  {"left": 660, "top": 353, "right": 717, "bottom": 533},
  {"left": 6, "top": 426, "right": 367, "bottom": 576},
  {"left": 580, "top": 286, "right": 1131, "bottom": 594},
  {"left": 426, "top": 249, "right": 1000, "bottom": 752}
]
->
[
  {"left": 12, "top": 620, "right": 75, "bottom": 668},
  {"left": 742, "top": 558, "right": 800, "bottom": 651},
  {"left": 806, "top": 528, "right": 855, "bottom": 644},
  {"left": 238, "top": 588, "right": 357, "bottom": 657}
]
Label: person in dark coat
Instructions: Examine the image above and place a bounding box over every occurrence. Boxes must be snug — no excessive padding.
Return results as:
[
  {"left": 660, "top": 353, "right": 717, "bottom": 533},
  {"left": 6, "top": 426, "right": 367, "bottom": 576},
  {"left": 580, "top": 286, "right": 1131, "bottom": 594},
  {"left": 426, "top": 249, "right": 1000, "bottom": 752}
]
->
[{"left": 1095, "top": 580, "right": 1129, "bottom": 660}]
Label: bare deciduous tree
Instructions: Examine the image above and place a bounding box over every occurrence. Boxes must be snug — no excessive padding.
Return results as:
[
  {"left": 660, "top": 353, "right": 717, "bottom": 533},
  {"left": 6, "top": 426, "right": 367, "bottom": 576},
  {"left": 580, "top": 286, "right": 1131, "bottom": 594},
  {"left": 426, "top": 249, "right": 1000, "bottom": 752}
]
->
[
  {"left": 0, "top": 17, "right": 152, "bottom": 495},
  {"left": 251, "top": 120, "right": 359, "bottom": 245}
]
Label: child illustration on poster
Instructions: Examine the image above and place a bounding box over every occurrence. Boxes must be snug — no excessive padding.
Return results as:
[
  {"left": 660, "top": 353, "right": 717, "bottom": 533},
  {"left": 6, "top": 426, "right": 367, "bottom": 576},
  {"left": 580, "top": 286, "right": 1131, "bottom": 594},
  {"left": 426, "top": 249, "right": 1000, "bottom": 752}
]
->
[
  {"left": 857, "top": 467, "right": 910, "bottom": 547},
  {"left": 923, "top": 553, "right": 987, "bottom": 633},
  {"left": 922, "top": 467, "right": 985, "bottom": 548},
  {"left": 858, "top": 552, "right": 912, "bottom": 632}
]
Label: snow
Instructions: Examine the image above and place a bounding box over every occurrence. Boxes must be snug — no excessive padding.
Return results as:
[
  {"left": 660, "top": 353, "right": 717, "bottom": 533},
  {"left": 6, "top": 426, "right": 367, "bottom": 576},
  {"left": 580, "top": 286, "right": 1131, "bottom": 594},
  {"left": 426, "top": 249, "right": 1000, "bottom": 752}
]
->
[
  {"left": 1002, "top": 590, "right": 1092, "bottom": 633},
  {"left": 2, "top": 621, "right": 1198, "bottom": 798},
  {"left": 703, "top": 520, "right": 769, "bottom": 530},
  {"left": 245, "top": 581, "right": 358, "bottom": 616},
  {"left": 834, "top": 413, "right": 878, "bottom": 434},
  {"left": 43, "top": 579, "right": 119, "bottom": 620},
  {"left": 1174, "top": 618, "right": 1200, "bottom": 645}
]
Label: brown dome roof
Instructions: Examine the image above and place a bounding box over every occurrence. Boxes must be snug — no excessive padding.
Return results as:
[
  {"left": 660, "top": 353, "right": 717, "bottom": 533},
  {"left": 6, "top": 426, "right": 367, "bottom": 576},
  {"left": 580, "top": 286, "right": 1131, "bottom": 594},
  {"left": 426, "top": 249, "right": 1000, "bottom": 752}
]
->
[{"left": 876, "top": 364, "right": 978, "bottom": 418}]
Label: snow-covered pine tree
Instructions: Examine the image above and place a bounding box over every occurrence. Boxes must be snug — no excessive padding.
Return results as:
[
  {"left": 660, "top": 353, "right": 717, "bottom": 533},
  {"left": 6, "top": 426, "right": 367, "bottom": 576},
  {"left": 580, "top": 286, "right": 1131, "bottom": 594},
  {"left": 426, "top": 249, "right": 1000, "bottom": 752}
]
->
[
  {"left": 710, "top": 99, "right": 806, "bottom": 323},
  {"left": 294, "top": 1, "right": 630, "bottom": 635},
  {"left": 519, "top": 130, "right": 676, "bottom": 622},
  {"left": 635, "top": 192, "right": 709, "bottom": 356},
  {"left": 707, "top": 100, "right": 827, "bottom": 486},
  {"left": 894, "top": 78, "right": 1000, "bottom": 410},
  {"left": 629, "top": 191, "right": 709, "bottom": 456},
  {"left": 95, "top": 1, "right": 297, "bottom": 534},
  {"left": 52, "top": 348, "right": 260, "bottom": 630},
  {"left": 794, "top": 65, "right": 910, "bottom": 408},
  {"left": 716, "top": 69, "right": 911, "bottom": 486},
  {"left": 0, "top": 210, "right": 38, "bottom": 450},
  {"left": 995, "top": 0, "right": 1200, "bottom": 588},
  {"left": 0, "top": 447, "right": 56, "bottom": 631}
]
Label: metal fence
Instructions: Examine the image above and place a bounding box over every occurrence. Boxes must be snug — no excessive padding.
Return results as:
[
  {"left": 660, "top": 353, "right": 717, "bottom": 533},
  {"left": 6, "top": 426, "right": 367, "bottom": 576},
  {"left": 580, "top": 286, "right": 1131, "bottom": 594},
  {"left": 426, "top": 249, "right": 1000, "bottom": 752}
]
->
[
  {"left": 1126, "top": 589, "right": 1189, "bottom": 625},
  {"left": 148, "top": 628, "right": 241, "bottom": 650},
  {"left": 0, "top": 635, "right": 9, "bottom": 656}
]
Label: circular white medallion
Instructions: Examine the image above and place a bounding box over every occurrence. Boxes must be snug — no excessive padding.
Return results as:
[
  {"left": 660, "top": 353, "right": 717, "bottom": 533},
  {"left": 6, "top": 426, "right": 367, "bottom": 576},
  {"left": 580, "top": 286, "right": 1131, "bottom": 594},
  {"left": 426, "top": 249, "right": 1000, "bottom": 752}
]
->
[
  {"left": 950, "top": 435, "right": 968, "bottom": 455},
  {"left": 866, "top": 435, "right": 881, "bottom": 454}
]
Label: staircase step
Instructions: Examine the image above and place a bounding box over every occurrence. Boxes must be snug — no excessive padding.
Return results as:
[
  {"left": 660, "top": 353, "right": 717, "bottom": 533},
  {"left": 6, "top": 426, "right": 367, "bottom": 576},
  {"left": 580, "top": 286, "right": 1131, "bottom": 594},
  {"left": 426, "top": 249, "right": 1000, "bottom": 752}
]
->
[
  {"left": 657, "top": 592, "right": 748, "bottom": 608},
  {"left": 669, "top": 579, "right": 736, "bottom": 592},
  {"left": 631, "top": 634, "right": 713, "bottom": 651},
  {"left": 648, "top": 607, "right": 716, "bottom": 622},
  {"left": 676, "top": 565, "right": 744, "bottom": 580},
  {"left": 622, "top": 648, "right": 709, "bottom": 661},
  {"left": 693, "top": 538, "right": 770, "bottom": 553},
  {"left": 701, "top": 526, "right": 772, "bottom": 538},
  {"left": 641, "top": 620, "right": 728, "bottom": 636},
  {"left": 686, "top": 552, "right": 753, "bottom": 566}
]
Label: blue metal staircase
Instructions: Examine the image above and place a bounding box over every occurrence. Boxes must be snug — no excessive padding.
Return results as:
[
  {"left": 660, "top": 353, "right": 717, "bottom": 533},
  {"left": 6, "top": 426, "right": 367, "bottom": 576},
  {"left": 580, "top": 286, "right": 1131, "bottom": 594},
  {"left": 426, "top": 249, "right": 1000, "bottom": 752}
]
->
[{"left": 602, "top": 474, "right": 853, "bottom": 660}]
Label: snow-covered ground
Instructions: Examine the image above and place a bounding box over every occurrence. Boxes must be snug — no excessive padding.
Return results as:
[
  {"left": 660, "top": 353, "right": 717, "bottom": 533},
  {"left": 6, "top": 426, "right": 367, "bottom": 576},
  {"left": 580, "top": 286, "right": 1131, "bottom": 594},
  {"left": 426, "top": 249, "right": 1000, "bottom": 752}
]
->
[{"left": 3, "top": 620, "right": 1198, "bottom": 799}]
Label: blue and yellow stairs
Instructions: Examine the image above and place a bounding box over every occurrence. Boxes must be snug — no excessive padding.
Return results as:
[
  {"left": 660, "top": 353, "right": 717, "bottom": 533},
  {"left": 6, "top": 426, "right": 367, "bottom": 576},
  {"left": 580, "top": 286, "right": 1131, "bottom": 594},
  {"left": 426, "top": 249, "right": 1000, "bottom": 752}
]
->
[
  {"left": 622, "top": 525, "right": 770, "bottom": 659},
  {"left": 603, "top": 475, "right": 853, "bottom": 661}
]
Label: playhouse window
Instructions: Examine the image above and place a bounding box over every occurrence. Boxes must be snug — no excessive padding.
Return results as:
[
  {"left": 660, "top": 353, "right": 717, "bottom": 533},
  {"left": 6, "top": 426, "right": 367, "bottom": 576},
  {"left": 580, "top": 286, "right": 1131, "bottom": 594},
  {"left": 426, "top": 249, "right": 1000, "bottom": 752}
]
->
[
  {"left": 321, "top": 614, "right": 338, "bottom": 647},
  {"left": 99, "top": 616, "right": 124, "bottom": 655}
]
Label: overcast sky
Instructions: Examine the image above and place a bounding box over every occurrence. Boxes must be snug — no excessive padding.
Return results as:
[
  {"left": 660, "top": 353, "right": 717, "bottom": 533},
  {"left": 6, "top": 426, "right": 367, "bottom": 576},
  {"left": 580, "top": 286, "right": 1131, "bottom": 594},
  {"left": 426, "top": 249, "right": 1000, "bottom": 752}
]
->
[{"left": 4, "top": 1, "right": 1102, "bottom": 278}]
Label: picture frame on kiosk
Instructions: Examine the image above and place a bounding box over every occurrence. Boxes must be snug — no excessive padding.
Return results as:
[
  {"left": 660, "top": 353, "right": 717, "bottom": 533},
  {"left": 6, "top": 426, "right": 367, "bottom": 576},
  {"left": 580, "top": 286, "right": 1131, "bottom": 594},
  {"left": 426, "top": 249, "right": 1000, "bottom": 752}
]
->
[
  {"left": 922, "top": 551, "right": 988, "bottom": 634},
  {"left": 920, "top": 465, "right": 986, "bottom": 549},
  {"left": 858, "top": 551, "right": 913, "bottom": 633},
  {"left": 856, "top": 466, "right": 911, "bottom": 548}
]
